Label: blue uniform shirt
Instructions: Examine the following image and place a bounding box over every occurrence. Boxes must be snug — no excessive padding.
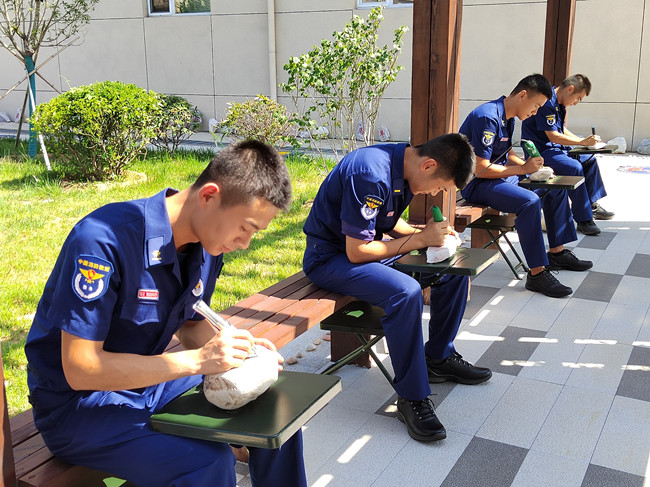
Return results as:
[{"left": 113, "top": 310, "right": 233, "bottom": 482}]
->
[
  {"left": 458, "top": 96, "right": 514, "bottom": 194},
  {"left": 521, "top": 88, "right": 568, "bottom": 152},
  {"left": 25, "top": 189, "right": 223, "bottom": 411},
  {"left": 303, "top": 143, "right": 412, "bottom": 254}
]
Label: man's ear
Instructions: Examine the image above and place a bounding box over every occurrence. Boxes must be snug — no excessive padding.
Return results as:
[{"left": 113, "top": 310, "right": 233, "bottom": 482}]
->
[
  {"left": 422, "top": 158, "right": 439, "bottom": 174},
  {"left": 197, "top": 183, "right": 222, "bottom": 208}
]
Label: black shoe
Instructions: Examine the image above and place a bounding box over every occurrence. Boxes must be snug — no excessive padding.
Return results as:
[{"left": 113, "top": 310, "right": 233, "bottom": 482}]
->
[
  {"left": 525, "top": 270, "right": 572, "bottom": 298},
  {"left": 577, "top": 220, "right": 601, "bottom": 236},
  {"left": 547, "top": 249, "right": 593, "bottom": 272},
  {"left": 592, "top": 202, "right": 614, "bottom": 220},
  {"left": 396, "top": 397, "right": 446, "bottom": 442},
  {"left": 427, "top": 352, "right": 492, "bottom": 385}
]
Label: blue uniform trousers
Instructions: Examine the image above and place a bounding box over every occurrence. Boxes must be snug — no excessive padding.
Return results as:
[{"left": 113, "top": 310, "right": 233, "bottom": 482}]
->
[
  {"left": 33, "top": 375, "right": 307, "bottom": 487},
  {"left": 303, "top": 248, "right": 468, "bottom": 402},
  {"left": 541, "top": 148, "right": 607, "bottom": 222},
  {"left": 461, "top": 176, "right": 577, "bottom": 269}
]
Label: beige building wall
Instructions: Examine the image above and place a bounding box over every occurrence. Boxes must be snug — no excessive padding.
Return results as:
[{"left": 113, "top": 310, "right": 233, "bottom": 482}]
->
[{"left": 1, "top": 0, "right": 648, "bottom": 150}]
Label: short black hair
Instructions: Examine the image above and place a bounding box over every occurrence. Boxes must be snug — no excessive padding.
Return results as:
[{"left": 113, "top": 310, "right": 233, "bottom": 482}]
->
[
  {"left": 192, "top": 140, "right": 292, "bottom": 211},
  {"left": 414, "top": 133, "right": 476, "bottom": 190},
  {"left": 560, "top": 74, "right": 591, "bottom": 96},
  {"left": 510, "top": 74, "right": 553, "bottom": 100}
]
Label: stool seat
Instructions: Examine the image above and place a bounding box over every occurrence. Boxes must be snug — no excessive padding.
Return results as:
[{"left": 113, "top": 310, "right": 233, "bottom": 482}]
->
[
  {"left": 467, "top": 213, "right": 529, "bottom": 279},
  {"left": 320, "top": 299, "right": 392, "bottom": 384}
]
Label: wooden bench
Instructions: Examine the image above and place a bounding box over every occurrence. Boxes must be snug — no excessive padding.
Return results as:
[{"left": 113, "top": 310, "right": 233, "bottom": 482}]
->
[
  {"left": 2, "top": 271, "right": 353, "bottom": 487},
  {"left": 453, "top": 190, "right": 499, "bottom": 249}
]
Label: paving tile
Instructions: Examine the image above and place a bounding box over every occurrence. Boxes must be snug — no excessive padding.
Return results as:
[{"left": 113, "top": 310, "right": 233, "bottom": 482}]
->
[
  {"left": 471, "top": 258, "right": 524, "bottom": 288},
  {"left": 328, "top": 364, "right": 397, "bottom": 414},
  {"left": 475, "top": 326, "right": 546, "bottom": 376},
  {"left": 307, "top": 414, "right": 408, "bottom": 487},
  {"left": 625, "top": 253, "right": 650, "bottom": 278},
  {"left": 531, "top": 386, "right": 613, "bottom": 460},
  {"left": 455, "top": 321, "right": 508, "bottom": 365},
  {"left": 610, "top": 275, "right": 650, "bottom": 305},
  {"left": 477, "top": 377, "right": 562, "bottom": 448},
  {"left": 511, "top": 291, "right": 570, "bottom": 332},
  {"left": 463, "top": 284, "right": 500, "bottom": 320},
  {"left": 302, "top": 403, "right": 376, "bottom": 476},
  {"left": 510, "top": 450, "right": 589, "bottom": 487},
  {"left": 590, "top": 395, "right": 650, "bottom": 477},
  {"left": 371, "top": 431, "right": 473, "bottom": 487},
  {"left": 518, "top": 335, "right": 586, "bottom": 385},
  {"left": 436, "top": 372, "right": 514, "bottom": 436},
  {"left": 565, "top": 343, "right": 632, "bottom": 394},
  {"left": 590, "top": 302, "right": 648, "bottom": 345},
  {"left": 636, "top": 308, "right": 650, "bottom": 345},
  {"left": 638, "top": 229, "right": 650, "bottom": 255},
  {"left": 591, "top": 234, "right": 640, "bottom": 274},
  {"left": 576, "top": 231, "right": 616, "bottom": 250},
  {"left": 547, "top": 298, "right": 607, "bottom": 338},
  {"left": 616, "top": 346, "right": 650, "bottom": 402},
  {"left": 572, "top": 271, "right": 623, "bottom": 302},
  {"left": 439, "top": 437, "right": 527, "bottom": 487},
  {"left": 581, "top": 464, "right": 646, "bottom": 487}
]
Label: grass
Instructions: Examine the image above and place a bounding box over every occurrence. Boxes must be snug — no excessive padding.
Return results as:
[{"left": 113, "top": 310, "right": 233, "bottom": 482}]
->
[{"left": 0, "top": 138, "right": 334, "bottom": 417}]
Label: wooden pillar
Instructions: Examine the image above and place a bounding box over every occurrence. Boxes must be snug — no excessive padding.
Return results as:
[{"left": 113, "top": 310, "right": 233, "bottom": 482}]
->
[
  {"left": 409, "top": 0, "right": 464, "bottom": 226},
  {"left": 1, "top": 344, "right": 17, "bottom": 487},
  {"left": 543, "top": 0, "right": 576, "bottom": 86}
]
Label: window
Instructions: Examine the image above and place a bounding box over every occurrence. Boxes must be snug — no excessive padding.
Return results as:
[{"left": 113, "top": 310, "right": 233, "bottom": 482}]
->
[
  {"left": 149, "top": 0, "right": 210, "bottom": 15},
  {"left": 357, "top": 0, "right": 413, "bottom": 8}
]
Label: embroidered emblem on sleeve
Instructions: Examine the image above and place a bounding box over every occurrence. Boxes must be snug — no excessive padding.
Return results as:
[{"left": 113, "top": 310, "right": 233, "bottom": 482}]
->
[
  {"left": 192, "top": 279, "right": 204, "bottom": 297},
  {"left": 482, "top": 130, "right": 495, "bottom": 147},
  {"left": 72, "top": 254, "right": 114, "bottom": 302},
  {"left": 546, "top": 114, "right": 556, "bottom": 126},
  {"left": 361, "top": 195, "right": 383, "bottom": 221}
]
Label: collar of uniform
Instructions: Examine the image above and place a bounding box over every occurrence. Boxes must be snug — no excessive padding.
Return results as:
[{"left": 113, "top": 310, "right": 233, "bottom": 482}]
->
[
  {"left": 391, "top": 143, "right": 409, "bottom": 195},
  {"left": 143, "top": 188, "right": 177, "bottom": 268},
  {"left": 496, "top": 95, "right": 507, "bottom": 125}
]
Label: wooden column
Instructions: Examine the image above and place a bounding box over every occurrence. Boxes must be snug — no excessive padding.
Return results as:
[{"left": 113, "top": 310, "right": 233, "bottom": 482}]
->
[
  {"left": 543, "top": 0, "right": 576, "bottom": 86},
  {"left": 1, "top": 344, "right": 17, "bottom": 487},
  {"left": 409, "top": 0, "right": 464, "bottom": 226}
]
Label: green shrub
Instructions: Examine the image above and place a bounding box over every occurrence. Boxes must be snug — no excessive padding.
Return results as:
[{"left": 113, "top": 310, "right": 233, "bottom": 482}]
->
[
  {"left": 31, "top": 81, "right": 161, "bottom": 181},
  {"left": 151, "top": 94, "right": 202, "bottom": 154},
  {"left": 218, "top": 95, "right": 300, "bottom": 151}
]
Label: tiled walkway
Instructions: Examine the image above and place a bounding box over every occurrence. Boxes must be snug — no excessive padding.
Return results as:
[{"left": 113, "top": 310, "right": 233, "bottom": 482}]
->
[{"left": 253, "top": 153, "right": 650, "bottom": 487}]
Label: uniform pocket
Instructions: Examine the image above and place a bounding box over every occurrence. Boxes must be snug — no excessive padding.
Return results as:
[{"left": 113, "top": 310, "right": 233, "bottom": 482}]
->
[{"left": 120, "top": 301, "right": 161, "bottom": 326}]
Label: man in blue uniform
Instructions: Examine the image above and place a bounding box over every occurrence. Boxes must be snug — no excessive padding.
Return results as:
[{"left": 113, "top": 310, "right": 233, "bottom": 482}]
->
[
  {"left": 303, "top": 134, "right": 493, "bottom": 443},
  {"left": 25, "top": 141, "right": 306, "bottom": 487},
  {"left": 522, "top": 74, "right": 614, "bottom": 236},
  {"left": 459, "top": 74, "right": 592, "bottom": 298}
]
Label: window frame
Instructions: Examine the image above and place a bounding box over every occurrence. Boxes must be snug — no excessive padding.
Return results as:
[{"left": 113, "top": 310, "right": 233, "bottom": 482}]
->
[
  {"left": 356, "top": 0, "right": 413, "bottom": 8},
  {"left": 148, "top": 0, "right": 211, "bottom": 16}
]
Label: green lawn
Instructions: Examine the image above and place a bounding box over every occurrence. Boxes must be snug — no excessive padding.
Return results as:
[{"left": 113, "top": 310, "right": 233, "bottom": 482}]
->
[{"left": 0, "top": 139, "right": 333, "bottom": 416}]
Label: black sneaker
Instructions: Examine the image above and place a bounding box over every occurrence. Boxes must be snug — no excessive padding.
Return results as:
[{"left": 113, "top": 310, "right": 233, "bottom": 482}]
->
[
  {"left": 396, "top": 397, "right": 446, "bottom": 442},
  {"left": 525, "top": 270, "right": 572, "bottom": 298},
  {"left": 577, "top": 220, "right": 601, "bottom": 236},
  {"left": 427, "top": 353, "right": 492, "bottom": 384},
  {"left": 547, "top": 250, "right": 593, "bottom": 272},
  {"left": 592, "top": 202, "right": 615, "bottom": 220}
]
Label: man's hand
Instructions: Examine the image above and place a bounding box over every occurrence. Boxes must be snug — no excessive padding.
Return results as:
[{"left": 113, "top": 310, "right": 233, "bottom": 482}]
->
[
  {"left": 254, "top": 337, "right": 284, "bottom": 371},
  {"left": 580, "top": 134, "right": 601, "bottom": 146},
  {"left": 418, "top": 219, "right": 449, "bottom": 248},
  {"left": 197, "top": 327, "right": 257, "bottom": 375},
  {"left": 522, "top": 156, "right": 544, "bottom": 175}
]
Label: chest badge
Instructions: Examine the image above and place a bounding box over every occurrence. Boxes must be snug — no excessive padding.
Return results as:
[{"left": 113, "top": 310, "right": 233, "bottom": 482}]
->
[
  {"left": 138, "top": 289, "right": 159, "bottom": 301},
  {"left": 72, "top": 254, "right": 113, "bottom": 302},
  {"left": 361, "top": 195, "right": 383, "bottom": 221},
  {"left": 192, "top": 279, "right": 204, "bottom": 297}
]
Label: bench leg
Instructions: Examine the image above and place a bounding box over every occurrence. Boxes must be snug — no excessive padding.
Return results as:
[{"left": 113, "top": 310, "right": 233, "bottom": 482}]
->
[
  {"left": 323, "top": 334, "right": 393, "bottom": 384},
  {"left": 330, "top": 331, "right": 372, "bottom": 368}
]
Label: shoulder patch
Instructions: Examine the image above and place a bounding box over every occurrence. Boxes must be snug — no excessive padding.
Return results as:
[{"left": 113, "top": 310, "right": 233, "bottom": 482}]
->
[
  {"left": 361, "top": 195, "right": 383, "bottom": 221},
  {"left": 72, "top": 254, "right": 114, "bottom": 302},
  {"left": 546, "top": 114, "right": 556, "bottom": 126},
  {"left": 482, "top": 130, "right": 495, "bottom": 147}
]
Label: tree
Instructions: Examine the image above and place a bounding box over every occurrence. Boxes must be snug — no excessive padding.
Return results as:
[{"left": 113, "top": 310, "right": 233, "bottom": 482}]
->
[
  {"left": 0, "top": 0, "right": 99, "bottom": 157},
  {"left": 281, "top": 7, "right": 407, "bottom": 160}
]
